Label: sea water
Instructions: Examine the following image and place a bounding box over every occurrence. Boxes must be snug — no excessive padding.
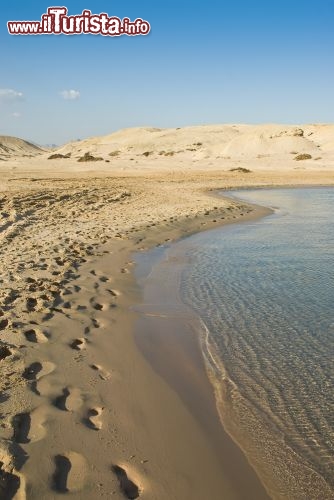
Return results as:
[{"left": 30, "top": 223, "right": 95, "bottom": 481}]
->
[
  {"left": 178, "top": 188, "right": 334, "bottom": 499},
  {"left": 135, "top": 188, "right": 334, "bottom": 499}
]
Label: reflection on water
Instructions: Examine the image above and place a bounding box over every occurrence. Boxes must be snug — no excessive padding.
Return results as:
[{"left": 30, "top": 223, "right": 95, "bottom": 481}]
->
[{"left": 179, "top": 188, "right": 334, "bottom": 499}]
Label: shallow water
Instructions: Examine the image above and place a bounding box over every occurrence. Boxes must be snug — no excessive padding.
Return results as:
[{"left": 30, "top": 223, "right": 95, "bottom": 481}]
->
[
  {"left": 135, "top": 188, "right": 334, "bottom": 499},
  {"left": 178, "top": 188, "right": 334, "bottom": 498}
]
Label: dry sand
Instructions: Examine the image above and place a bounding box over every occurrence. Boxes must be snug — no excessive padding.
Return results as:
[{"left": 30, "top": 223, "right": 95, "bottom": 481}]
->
[{"left": 0, "top": 125, "right": 334, "bottom": 499}]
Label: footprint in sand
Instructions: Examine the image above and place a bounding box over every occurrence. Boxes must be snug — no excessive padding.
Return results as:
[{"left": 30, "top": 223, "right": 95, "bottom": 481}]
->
[
  {"left": 0, "top": 460, "right": 25, "bottom": 500},
  {"left": 0, "top": 318, "right": 9, "bottom": 331},
  {"left": 22, "top": 361, "right": 55, "bottom": 381},
  {"left": 54, "top": 387, "right": 82, "bottom": 412},
  {"left": 41, "top": 312, "right": 54, "bottom": 323},
  {"left": 22, "top": 361, "right": 55, "bottom": 396},
  {"left": 91, "top": 319, "right": 100, "bottom": 329},
  {"left": 53, "top": 452, "right": 87, "bottom": 493},
  {"left": 76, "top": 305, "right": 87, "bottom": 311},
  {"left": 26, "top": 297, "right": 38, "bottom": 312},
  {"left": 12, "top": 406, "right": 47, "bottom": 444},
  {"left": 22, "top": 361, "right": 42, "bottom": 380},
  {"left": 70, "top": 338, "right": 86, "bottom": 351},
  {"left": 112, "top": 464, "right": 140, "bottom": 499},
  {"left": 90, "top": 364, "right": 110, "bottom": 381},
  {"left": 93, "top": 302, "right": 105, "bottom": 311},
  {"left": 84, "top": 324, "right": 101, "bottom": 336},
  {"left": 0, "top": 345, "right": 12, "bottom": 361},
  {"left": 24, "top": 328, "right": 49, "bottom": 343},
  {"left": 85, "top": 407, "right": 103, "bottom": 430},
  {"left": 99, "top": 276, "right": 110, "bottom": 283},
  {"left": 12, "top": 413, "right": 30, "bottom": 444}
]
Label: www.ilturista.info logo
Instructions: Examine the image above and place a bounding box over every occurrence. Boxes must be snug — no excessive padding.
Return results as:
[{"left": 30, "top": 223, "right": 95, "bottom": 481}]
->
[{"left": 7, "top": 7, "right": 151, "bottom": 36}]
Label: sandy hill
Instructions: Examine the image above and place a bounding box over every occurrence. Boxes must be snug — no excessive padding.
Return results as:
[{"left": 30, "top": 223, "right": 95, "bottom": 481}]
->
[
  {"left": 3, "top": 124, "right": 334, "bottom": 174},
  {"left": 51, "top": 124, "right": 334, "bottom": 163},
  {"left": 0, "top": 136, "right": 45, "bottom": 160}
]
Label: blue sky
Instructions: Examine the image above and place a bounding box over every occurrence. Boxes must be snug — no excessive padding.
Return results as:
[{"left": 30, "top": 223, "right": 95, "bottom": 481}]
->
[{"left": 1, "top": 0, "right": 333, "bottom": 144}]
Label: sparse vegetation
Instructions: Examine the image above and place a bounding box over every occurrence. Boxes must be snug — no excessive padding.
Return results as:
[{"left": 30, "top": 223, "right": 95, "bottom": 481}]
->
[
  {"left": 294, "top": 153, "right": 312, "bottom": 161},
  {"left": 109, "top": 150, "right": 121, "bottom": 157},
  {"left": 48, "top": 153, "right": 71, "bottom": 160},
  {"left": 158, "top": 151, "right": 176, "bottom": 156},
  {"left": 77, "top": 152, "right": 103, "bottom": 162},
  {"left": 142, "top": 151, "right": 153, "bottom": 157},
  {"left": 186, "top": 143, "right": 202, "bottom": 151},
  {"left": 229, "top": 167, "right": 252, "bottom": 173}
]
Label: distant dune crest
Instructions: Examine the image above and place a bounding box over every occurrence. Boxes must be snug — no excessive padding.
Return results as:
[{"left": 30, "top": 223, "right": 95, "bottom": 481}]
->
[
  {"left": 0, "top": 136, "right": 44, "bottom": 160},
  {"left": 50, "top": 124, "right": 334, "bottom": 162},
  {"left": 3, "top": 124, "right": 334, "bottom": 168}
]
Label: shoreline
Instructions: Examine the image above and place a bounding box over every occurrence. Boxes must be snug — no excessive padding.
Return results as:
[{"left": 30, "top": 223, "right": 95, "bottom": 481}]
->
[
  {"left": 151, "top": 186, "right": 334, "bottom": 500},
  {"left": 133, "top": 199, "right": 273, "bottom": 499},
  {"left": 0, "top": 171, "right": 333, "bottom": 498}
]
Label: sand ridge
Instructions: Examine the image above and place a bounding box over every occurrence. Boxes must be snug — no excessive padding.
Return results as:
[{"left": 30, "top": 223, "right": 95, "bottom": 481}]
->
[
  {"left": 0, "top": 136, "right": 44, "bottom": 162},
  {"left": 49, "top": 124, "right": 334, "bottom": 164},
  {"left": 2, "top": 125, "right": 334, "bottom": 186}
]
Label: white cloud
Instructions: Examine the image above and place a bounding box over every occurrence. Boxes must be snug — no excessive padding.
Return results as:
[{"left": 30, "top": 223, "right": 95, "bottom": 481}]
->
[
  {"left": 0, "top": 88, "right": 24, "bottom": 101},
  {"left": 60, "top": 89, "right": 80, "bottom": 100},
  {"left": 11, "top": 112, "right": 21, "bottom": 118}
]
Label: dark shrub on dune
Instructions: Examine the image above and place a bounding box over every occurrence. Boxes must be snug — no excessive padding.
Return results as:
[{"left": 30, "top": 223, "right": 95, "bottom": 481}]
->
[
  {"left": 77, "top": 152, "right": 103, "bottom": 162},
  {"left": 229, "top": 167, "right": 252, "bottom": 173},
  {"left": 48, "top": 153, "right": 71, "bottom": 159},
  {"left": 294, "top": 153, "right": 312, "bottom": 161}
]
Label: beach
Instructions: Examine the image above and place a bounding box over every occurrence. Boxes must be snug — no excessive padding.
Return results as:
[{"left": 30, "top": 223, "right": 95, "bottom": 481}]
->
[{"left": 1, "top": 125, "right": 334, "bottom": 499}]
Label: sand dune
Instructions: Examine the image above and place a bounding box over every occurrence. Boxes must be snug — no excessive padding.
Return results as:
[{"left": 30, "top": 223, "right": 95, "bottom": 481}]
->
[
  {"left": 46, "top": 124, "right": 334, "bottom": 169},
  {"left": 0, "top": 136, "right": 45, "bottom": 161},
  {"left": 1, "top": 125, "right": 334, "bottom": 181}
]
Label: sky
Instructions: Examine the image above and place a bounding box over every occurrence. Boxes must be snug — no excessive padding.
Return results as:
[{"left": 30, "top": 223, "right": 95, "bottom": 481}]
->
[{"left": 0, "top": 0, "right": 333, "bottom": 145}]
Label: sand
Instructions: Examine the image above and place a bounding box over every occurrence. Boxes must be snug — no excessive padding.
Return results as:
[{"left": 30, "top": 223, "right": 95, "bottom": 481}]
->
[{"left": 0, "top": 125, "right": 334, "bottom": 499}]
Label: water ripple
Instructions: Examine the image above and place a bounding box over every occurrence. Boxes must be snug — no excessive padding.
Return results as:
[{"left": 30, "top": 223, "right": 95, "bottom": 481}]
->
[{"left": 180, "top": 188, "right": 334, "bottom": 498}]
